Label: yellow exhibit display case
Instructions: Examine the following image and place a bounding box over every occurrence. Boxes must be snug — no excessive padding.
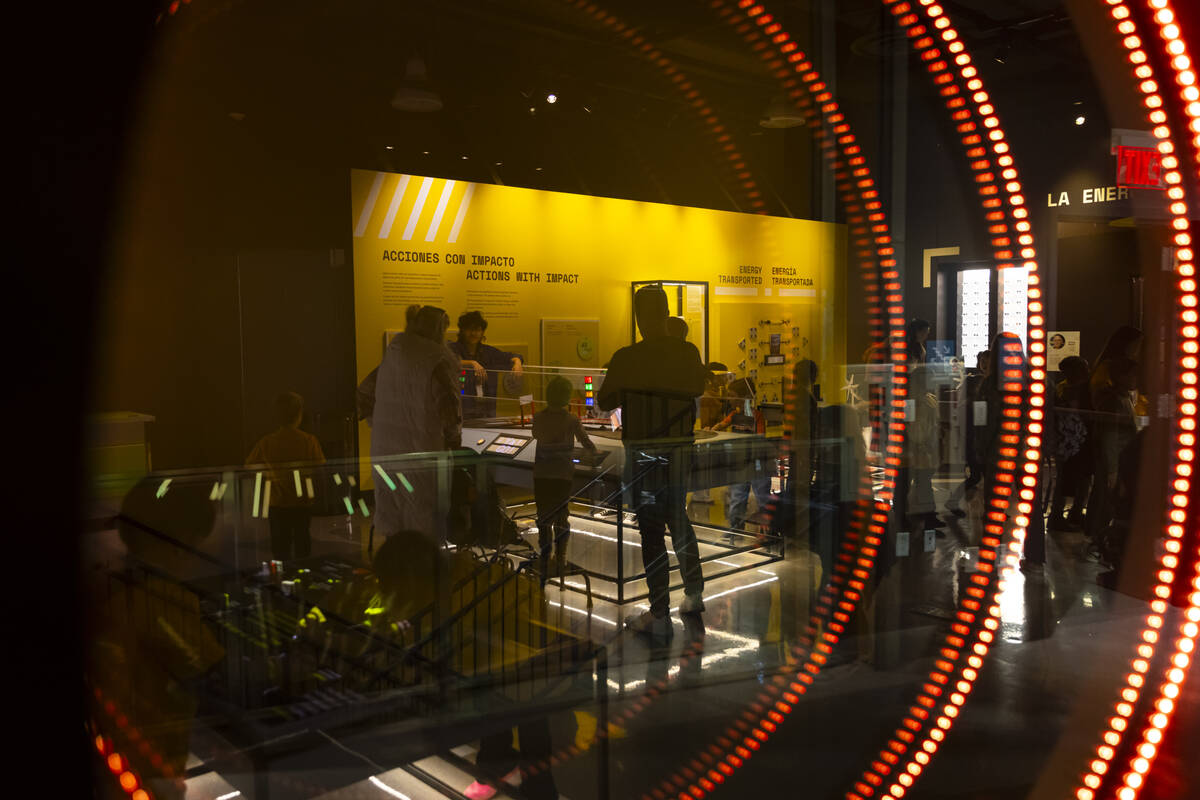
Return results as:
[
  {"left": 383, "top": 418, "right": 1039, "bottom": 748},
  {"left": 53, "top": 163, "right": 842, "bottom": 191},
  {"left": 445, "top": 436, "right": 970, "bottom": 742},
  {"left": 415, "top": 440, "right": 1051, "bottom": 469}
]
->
[{"left": 351, "top": 168, "right": 848, "bottom": 478}]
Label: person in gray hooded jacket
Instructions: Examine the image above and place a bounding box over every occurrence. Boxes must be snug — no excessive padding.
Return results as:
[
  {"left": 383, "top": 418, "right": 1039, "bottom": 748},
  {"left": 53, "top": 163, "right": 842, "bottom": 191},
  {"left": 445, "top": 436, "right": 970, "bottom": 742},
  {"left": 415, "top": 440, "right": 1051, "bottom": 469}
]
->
[{"left": 371, "top": 305, "right": 462, "bottom": 540}]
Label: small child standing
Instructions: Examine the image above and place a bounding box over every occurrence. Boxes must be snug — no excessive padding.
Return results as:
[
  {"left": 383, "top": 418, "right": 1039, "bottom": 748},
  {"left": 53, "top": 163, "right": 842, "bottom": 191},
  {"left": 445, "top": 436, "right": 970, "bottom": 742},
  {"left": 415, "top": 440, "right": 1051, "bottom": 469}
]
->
[
  {"left": 246, "top": 392, "right": 326, "bottom": 561},
  {"left": 532, "top": 376, "right": 597, "bottom": 581}
]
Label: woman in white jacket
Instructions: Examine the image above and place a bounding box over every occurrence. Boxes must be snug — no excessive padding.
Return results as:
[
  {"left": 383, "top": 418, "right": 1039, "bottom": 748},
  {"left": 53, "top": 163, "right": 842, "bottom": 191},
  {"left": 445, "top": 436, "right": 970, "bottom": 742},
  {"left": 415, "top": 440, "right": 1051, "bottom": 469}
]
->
[{"left": 371, "top": 306, "right": 463, "bottom": 541}]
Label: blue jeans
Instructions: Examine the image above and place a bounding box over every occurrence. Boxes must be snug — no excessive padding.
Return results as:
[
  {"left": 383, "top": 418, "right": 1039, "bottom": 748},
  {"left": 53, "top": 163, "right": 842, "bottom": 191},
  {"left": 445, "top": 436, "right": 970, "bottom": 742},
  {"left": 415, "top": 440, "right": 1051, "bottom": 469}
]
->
[
  {"left": 631, "top": 445, "right": 704, "bottom": 617},
  {"left": 726, "top": 476, "right": 773, "bottom": 530}
]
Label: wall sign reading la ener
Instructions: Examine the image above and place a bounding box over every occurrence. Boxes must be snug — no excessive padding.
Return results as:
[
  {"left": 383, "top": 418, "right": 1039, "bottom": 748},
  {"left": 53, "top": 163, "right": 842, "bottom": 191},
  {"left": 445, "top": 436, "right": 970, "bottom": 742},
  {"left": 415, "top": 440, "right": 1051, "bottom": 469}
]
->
[{"left": 1046, "top": 185, "right": 1131, "bottom": 206}]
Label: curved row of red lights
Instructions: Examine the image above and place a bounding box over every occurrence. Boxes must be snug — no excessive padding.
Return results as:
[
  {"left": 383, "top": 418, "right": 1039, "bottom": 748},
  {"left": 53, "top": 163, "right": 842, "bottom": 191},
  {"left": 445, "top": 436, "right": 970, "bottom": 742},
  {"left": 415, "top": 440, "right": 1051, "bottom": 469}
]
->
[
  {"left": 130, "top": 0, "right": 1196, "bottom": 798},
  {"left": 90, "top": 684, "right": 165, "bottom": 800},
  {"left": 94, "top": 733, "right": 154, "bottom": 800},
  {"left": 639, "top": 0, "right": 915, "bottom": 795},
  {"left": 846, "top": 1, "right": 1049, "bottom": 796},
  {"left": 1071, "top": 2, "right": 1200, "bottom": 800},
  {"left": 565, "top": 0, "right": 768, "bottom": 214},
  {"left": 92, "top": 679, "right": 324, "bottom": 798},
  {"left": 531, "top": 0, "right": 911, "bottom": 786}
]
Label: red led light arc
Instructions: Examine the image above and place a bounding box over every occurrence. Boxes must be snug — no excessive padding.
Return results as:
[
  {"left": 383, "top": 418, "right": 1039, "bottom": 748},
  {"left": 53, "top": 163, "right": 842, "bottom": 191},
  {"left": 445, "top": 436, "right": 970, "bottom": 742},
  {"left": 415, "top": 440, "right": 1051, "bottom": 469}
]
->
[
  {"left": 847, "top": 2, "right": 1047, "bottom": 797},
  {"left": 638, "top": 1, "right": 913, "bottom": 795},
  {"left": 566, "top": 0, "right": 768, "bottom": 214},
  {"left": 90, "top": 697, "right": 156, "bottom": 800},
  {"left": 1070, "top": 3, "right": 1200, "bottom": 800}
]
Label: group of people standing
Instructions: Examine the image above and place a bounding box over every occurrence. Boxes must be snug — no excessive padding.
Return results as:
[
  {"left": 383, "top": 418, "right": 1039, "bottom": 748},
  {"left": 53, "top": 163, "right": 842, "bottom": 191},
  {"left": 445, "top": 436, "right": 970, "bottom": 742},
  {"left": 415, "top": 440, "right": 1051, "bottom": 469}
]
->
[
  {"left": 353, "top": 289, "right": 709, "bottom": 645},
  {"left": 884, "top": 319, "right": 1148, "bottom": 572},
  {"left": 1049, "top": 326, "right": 1146, "bottom": 563}
]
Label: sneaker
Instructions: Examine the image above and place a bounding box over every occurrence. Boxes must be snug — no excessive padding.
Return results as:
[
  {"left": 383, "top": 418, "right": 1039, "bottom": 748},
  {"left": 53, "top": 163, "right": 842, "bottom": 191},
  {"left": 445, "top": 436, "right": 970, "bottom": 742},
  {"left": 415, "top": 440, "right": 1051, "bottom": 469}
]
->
[
  {"left": 678, "top": 594, "right": 705, "bottom": 615},
  {"left": 464, "top": 768, "right": 520, "bottom": 800},
  {"left": 464, "top": 782, "right": 496, "bottom": 800},
  {"left": 625, "top": 610, "right": 674, "bottom": 642}
]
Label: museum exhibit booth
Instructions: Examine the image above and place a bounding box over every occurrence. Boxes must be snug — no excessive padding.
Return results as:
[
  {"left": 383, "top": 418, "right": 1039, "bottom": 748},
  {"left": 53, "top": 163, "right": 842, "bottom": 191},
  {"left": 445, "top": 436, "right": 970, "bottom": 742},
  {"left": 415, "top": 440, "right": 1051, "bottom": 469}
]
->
[{"left": 351, "top": 169, "right": 854, "bottom": 605}]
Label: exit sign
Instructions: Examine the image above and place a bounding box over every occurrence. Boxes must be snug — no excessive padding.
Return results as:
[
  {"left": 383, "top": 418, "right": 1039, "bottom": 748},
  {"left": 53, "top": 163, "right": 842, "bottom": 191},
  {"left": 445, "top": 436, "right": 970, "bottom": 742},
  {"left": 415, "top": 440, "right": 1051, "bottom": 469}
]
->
[{"left": 1116, "top": 145, "right": 1165, "bottom": 188}]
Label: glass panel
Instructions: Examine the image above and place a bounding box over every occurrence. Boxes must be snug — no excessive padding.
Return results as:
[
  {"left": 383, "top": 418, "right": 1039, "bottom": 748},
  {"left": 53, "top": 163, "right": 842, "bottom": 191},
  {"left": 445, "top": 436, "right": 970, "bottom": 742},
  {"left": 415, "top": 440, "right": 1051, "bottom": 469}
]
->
[{"left": 55, "top": 1, "right": 1200, "bottom": 798}]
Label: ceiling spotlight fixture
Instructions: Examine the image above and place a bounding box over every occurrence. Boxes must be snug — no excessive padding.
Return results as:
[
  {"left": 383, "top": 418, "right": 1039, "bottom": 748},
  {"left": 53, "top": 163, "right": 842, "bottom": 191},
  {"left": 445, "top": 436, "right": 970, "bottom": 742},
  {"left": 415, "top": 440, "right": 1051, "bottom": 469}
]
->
[
  {"left": 461, "top": 155, "right": 469, "bottom": 160},
  {"left": 390, "top": 55, "right": 443, "bottom": 113},
  {"left": 385, "top": 145, "right": 394, "bottom": 150},
  {"left": 582, "top": 106, "right": 591, "bottom": 113},
  {"left": 422, "top": 150, "right": 430, "bottom": 155},
  {"left": 1075, "top": 115, "right": 1086, "bottom": 126},
  {"left": 759, "top": 94, "right": 807, "bottom": 129},
  {"left": 494, "top": 161, "right": 502, "bottom": 166},
  {"left": 546, "top": 93, "right": 557, "bottom": 104},
  {"left": 535, "top": 166, "right": 543, "bottom": 171},
  {"left": 529, "top": 107, "right": 536, "bottom": 115}
]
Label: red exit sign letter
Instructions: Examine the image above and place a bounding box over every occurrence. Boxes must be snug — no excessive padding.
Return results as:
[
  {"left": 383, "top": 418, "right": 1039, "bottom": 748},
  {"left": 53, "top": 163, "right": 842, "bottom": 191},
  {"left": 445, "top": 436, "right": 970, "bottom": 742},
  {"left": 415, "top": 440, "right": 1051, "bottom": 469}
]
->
[{"left": 1116, "top": 145, "right": 1165, "bottom": 188}]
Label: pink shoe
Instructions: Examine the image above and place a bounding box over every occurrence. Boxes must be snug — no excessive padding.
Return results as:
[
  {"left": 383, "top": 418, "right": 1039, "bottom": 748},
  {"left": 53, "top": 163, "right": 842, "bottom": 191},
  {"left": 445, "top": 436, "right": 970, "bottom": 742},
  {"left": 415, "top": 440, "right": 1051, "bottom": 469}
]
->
[
  {"left": 464, "top": 767, "right": 521, "bottom": 799},
  {"left": 464, "top": 782, "right": 498, "bottom": 800}
]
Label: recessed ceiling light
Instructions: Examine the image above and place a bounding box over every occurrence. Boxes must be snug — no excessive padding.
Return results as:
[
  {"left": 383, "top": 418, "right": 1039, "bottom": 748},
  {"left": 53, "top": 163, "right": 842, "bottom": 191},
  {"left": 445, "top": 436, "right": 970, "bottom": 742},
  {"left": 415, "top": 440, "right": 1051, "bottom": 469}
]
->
[
  {"left": 529, "top": 107, "right": 536, "bottom": 115},
  {"left": 494, "top": 161, "right": 503, "bottom": 166},
  {"left": 1075, "top": 115, "right": 1086, "bottom": 126},
  {"left": 535, "top": 167, "right": 543, "bottom": 171},
  {"left": 385, "top": 145, "right": 394, "bottom": 150},
  {"left": 461, "top": 155, "right": 469, "bottom": 160},
  {"left": 422, "top": 150, "right": 430, "bottom": 155},
  {"left": 546, "top": 93, "right": 557, "bottom": 104}
]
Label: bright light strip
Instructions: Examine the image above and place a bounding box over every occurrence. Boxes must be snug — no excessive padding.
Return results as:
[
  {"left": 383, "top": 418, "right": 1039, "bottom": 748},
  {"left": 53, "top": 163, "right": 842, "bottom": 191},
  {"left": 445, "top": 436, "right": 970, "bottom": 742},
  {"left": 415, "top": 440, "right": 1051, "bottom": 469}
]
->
[
  {"left": 368, "top": 776, "right": 413, "bottom": 800},
  {"left": 546, "top": 600, "right": 617, "bottom": 626},
  {"left": 679, "top": 575, "right": 778, "bottom": 607}
]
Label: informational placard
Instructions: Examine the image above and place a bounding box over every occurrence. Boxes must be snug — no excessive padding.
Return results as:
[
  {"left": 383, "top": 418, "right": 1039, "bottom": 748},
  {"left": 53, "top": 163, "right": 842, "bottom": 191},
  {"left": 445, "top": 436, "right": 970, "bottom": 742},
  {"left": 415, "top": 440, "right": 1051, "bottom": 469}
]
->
[
  {"left": 1046, "top": 330, "right": 1081, "bottom": 371},
  {"left": 926, "top": 340, "right": 955, "bottom": 364},
  {"left": 541, "top": 319, "right": 601, "bottom": 368}
]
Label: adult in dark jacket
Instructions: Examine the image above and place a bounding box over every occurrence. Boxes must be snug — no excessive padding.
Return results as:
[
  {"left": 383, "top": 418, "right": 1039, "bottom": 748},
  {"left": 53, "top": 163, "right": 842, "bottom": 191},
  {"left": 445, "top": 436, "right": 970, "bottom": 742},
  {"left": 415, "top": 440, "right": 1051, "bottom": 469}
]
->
[
  {"left": 945, "top": 349, "right": 991, "bottom": 517},
  {"left": 1089, "top": 325, "right": 1142, "bottom": 396},
  {"left": 1049, "top": 356, "right": 1092, "bottom": 530},
  {"left": 597, "top": 285, "right": 709, "bottom": 642},
  {"left": 896, "top": 364, "right": 940, "bottom": 530},
  {"left": 905, "top": 318, "right": 932, "bottom": 365},
  {"left": 978, "top": 332, "right": 1046, "bottom": 565},
  {"left": 1086, "top": 356, "right": 1139, "bottom": 543},
  {"left": 372, "top": 306, "right": 462, "bottom": 541},
  {"left": 449, "top": 310, "right": 524, "bottom": 419}
]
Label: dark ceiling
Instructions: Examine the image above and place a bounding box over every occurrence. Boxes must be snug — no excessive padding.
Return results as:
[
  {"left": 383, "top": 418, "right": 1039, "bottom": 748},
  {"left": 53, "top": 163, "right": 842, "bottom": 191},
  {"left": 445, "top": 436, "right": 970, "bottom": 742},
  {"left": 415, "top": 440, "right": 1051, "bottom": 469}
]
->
[{"left": 142, "top": 0, "right": 1109, "bottom": 222}]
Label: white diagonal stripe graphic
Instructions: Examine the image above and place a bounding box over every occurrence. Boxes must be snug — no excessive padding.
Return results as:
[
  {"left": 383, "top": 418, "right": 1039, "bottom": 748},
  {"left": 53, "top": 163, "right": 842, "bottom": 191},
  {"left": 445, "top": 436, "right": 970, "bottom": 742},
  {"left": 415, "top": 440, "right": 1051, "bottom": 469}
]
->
[
  {"left": 447, "top": 182, "right": 475, "bottom": 243},
  {"left": 353, "top": 171, "right": 385, "bottom": 238},
  {"left": 402, "top": 176, "right": 434, "bottom": 240},
  {"left": 424, "top": 179, "right": 458, "bottom": 242},
  {"left": 378, "top": 174, "right": 412, "bottom": 239}
]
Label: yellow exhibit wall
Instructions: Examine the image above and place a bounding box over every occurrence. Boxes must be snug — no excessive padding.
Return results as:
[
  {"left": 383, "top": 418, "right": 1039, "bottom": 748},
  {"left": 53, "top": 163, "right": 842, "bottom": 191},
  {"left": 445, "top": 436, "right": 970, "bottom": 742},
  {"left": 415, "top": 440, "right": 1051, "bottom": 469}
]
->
[{"left": 351, "top": 169, "right": 847, "bottom": 474}]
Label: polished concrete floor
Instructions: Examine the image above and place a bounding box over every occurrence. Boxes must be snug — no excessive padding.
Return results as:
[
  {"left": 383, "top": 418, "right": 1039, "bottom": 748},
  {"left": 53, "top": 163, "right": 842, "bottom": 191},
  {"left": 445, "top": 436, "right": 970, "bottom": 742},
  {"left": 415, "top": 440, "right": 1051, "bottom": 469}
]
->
[{"left": 85, "top": 477, "right": 1199, "bottom": 800}]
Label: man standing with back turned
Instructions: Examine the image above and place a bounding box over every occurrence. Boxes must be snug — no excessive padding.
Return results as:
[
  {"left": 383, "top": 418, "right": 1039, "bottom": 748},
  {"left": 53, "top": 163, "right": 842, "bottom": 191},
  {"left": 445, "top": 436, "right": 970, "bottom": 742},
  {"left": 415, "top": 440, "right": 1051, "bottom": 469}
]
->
[{"left": 598, "top": 285, "right": 710, "bottom": 643}]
